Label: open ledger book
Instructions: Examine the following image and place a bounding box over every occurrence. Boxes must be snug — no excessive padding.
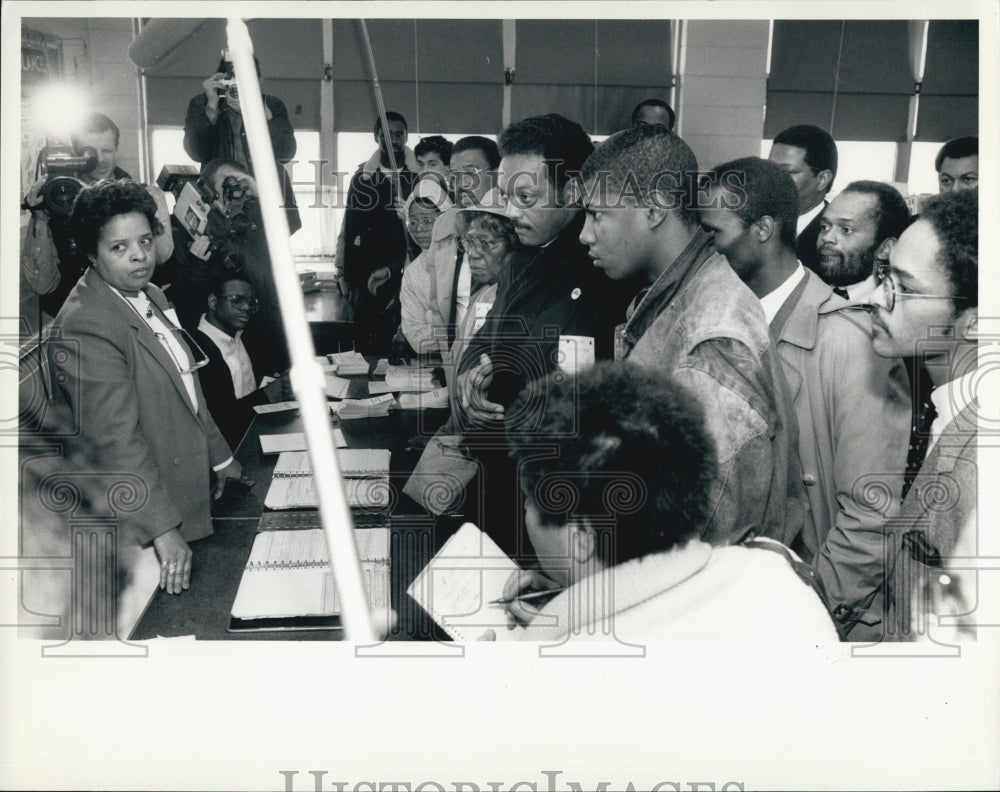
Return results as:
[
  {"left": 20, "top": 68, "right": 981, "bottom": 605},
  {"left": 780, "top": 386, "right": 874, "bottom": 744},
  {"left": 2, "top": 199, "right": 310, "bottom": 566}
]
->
[
  {"left": 406, "top": 523, "right": 526, "bottom": 641},
  {"left": 229, "top": 527, "right": 390, "bottom": 631},
  {"left": 264, "top": 449, "right": 390, "bottom": 510}
]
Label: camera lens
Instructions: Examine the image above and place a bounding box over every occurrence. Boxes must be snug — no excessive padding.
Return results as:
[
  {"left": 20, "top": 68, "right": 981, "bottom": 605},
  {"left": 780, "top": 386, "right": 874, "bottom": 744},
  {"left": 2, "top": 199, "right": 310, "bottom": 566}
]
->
[{"left": 43, "top": 177, "right": 83, "bottom": 218}]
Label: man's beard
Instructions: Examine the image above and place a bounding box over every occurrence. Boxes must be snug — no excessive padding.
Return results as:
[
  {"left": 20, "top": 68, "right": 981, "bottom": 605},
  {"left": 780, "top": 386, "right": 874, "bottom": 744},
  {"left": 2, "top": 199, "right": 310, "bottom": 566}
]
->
[{"left": 817, "top": 246, "right": 877, "bottom": 287}]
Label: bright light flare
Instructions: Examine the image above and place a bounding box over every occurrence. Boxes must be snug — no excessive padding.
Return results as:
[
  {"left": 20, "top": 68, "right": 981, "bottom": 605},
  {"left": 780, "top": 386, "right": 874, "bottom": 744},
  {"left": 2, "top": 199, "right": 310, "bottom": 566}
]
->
[{"left": 29, "top": 83, "right": 89, "bottom": 141}]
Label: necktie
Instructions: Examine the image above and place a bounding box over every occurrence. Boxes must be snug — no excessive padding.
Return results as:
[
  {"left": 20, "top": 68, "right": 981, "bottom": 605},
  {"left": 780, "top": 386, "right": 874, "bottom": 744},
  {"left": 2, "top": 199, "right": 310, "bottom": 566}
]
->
[
  {"left": 832, "top": 286, "right": 850, "bottom": 299},
  {"left": 446, "top": 245, "right": 465, "bottom": 349},
  {"left": 902, "top": 370, "right": 937, "bottom": 500}
]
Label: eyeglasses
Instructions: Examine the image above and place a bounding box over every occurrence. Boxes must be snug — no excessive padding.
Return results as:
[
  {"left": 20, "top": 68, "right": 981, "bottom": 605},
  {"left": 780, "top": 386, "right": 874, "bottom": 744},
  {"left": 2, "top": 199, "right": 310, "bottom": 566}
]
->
[
  {"left": 406, "top": 216, "right": 438, "bottom": 231},
  {"left": 218, "top": 294, "right": 260, "bottom": 313},
  {"left": 874, "top": 264, "right": 969, "bottom": 313},
  {"left": 154, "top": 326, "right": 210, "bottom": 374},
  {"left": 459, "top": 234, "right": 504, "bottom": 255}
]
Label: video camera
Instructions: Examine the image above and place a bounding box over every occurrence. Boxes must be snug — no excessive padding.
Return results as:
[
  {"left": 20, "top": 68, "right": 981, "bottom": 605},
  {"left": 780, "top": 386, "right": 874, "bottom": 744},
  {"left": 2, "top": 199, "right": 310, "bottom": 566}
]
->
[
  {"left": 37, "top": 139, "right": 97, "bottom": 217},
  {"left": 157, "top": 165, "right": 260, "bottom": 257}
]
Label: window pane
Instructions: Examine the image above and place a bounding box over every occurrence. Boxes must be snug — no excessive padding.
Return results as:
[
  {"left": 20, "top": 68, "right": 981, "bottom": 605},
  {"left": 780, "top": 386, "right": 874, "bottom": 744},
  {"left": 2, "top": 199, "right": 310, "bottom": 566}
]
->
[{"left": 908, "top": 141, "right": 945, "bottom": 197}]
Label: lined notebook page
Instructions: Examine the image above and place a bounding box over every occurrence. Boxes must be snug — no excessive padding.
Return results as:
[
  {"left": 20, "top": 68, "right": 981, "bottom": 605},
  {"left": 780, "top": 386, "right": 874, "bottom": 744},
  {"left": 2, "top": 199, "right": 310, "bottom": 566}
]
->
[
  {"left": 272, "top": 449, "right": 390, "bottom": 478},
  {"left": 406, "top": 523, "right": 525, "bottom": 641},
  {"left": 264, "top": 476, "right": 391, "bottom": 510},
  {"left": 232, "top": 528, "right": 389, "bottom": 620}
]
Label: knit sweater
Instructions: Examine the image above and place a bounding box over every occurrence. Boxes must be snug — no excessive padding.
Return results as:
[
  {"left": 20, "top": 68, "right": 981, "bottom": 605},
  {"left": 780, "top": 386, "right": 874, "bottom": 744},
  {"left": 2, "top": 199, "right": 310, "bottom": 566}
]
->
[{"left": 519, "top": 540, "right": 839, "bottom": 642}]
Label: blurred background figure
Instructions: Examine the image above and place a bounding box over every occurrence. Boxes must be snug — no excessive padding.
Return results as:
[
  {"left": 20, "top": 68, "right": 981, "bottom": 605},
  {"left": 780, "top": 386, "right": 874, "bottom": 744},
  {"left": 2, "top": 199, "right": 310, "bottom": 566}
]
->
[{"left": 630, "top": 98, "right": 676, "bottom": 130}]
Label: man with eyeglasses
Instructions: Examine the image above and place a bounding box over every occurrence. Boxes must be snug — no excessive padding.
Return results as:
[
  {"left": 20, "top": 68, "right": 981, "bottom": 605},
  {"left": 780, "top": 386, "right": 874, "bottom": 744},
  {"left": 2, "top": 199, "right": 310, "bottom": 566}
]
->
[
  {"left": 700, "top": 157, "right": 910, "bottom": 638},
  {"left": 861, "top": 189, "right": 980, "bottom": 641},
  {"left": 454, "top": 115, "right": 633, "bottom": 560},
  {"left": 190, "top": 273, "right": 292, "bottom": 447},
  {"left": 398, "top": 136, "right": 501, "bottom": 360}
]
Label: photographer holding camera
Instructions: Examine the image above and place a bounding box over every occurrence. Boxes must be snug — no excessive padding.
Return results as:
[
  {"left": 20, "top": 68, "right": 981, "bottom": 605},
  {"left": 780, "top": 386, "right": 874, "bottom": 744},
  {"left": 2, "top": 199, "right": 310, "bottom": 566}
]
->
[
  {"left": 21, "top": 112, "right": 172, "bottom": 318},
  {"left": 164, "top": 159, "right": 289, "bottom": 375},
  {"left": 183, "top": 52, "right": 300, "bottom": 235}
]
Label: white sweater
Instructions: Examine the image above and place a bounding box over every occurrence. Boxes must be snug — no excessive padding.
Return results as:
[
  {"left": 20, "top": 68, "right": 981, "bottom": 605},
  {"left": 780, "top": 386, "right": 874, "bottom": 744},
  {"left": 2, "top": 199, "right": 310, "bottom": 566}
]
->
[{"left": 519, "top": 539, "right": 839, "bottom": 642}]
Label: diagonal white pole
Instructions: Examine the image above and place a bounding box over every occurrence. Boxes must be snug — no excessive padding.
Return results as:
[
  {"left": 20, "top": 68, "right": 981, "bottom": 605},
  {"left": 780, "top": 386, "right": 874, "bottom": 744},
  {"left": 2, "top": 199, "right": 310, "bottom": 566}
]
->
[{"left": 226, "top": 18, "right": 376, "bottom": 641}]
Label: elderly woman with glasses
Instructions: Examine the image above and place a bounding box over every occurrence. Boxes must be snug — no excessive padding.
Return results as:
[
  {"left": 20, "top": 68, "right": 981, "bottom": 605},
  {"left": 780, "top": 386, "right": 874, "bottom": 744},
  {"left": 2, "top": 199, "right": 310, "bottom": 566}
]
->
[
  {"left": 48, "top": 180, "right": 244, "bottom": 597},
  {"left": 396, "top": 178, "right": 454, "bottom": 359},
  {"left": 402, "top": 189, "right": 519, "bottom": 516}
]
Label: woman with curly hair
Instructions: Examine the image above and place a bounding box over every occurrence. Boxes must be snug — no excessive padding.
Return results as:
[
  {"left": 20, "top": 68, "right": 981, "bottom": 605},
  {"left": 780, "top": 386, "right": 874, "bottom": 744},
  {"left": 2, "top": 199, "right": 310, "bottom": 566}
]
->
[
  {"left": 48, "top": 179, "right": 244, "bottom": 599},
  {"left": 498, "top": 361, "right": 839, "bottom": 642}
]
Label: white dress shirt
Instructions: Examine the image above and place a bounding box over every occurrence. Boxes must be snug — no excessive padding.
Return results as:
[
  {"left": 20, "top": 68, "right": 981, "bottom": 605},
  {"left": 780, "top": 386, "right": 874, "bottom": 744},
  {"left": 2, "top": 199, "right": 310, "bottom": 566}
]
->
[
  {"left": 759, "top": 263, "right": 807, "bottom": 324},
  {"left": 113, "top": 288, "right": 199, "bottom": 412},
  {"left": 797, "top": 201, "right": 825, "bottom": 235},
  {"left": 197, "top": 314, "right": 257, "bottom": 399}
]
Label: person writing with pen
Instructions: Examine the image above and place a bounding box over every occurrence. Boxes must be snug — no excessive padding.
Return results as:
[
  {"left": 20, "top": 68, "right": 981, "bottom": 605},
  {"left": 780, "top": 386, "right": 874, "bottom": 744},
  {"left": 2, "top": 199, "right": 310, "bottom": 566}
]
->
[
  {"left": 491, "top": 362, "right": 838, "bottom": 642},
  {"left": 47, "top": 180, "right": 247, "bottom": 596}
]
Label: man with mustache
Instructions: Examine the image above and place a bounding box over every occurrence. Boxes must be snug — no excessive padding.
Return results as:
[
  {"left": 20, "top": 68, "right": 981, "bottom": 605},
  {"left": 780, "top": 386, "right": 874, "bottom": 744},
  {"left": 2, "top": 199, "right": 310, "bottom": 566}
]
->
[
  {"left": 816, "top": 180, "right": 911, "bottom": 301},
  {"left": 701, "top": 157, "right": 911, "bottom": 638}
]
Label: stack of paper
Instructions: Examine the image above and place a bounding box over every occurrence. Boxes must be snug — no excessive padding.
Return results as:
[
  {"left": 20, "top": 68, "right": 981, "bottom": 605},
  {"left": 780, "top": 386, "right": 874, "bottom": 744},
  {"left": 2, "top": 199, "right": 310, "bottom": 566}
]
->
[
  {"left": 326, "top": 351, "right": 370, "bottom": 376},
  {"left": 383, "top": 366, "right": 437, "bottom": 392},
  {"left": 398, "top": 386, "right": 450, "bottom": 410},
  {"left": 259, "top": 429, "right": 347, "bottom": 454},
  {"left": 329, "top": 394, "right": 396, "bottom": 420},
  {"left": 253, "top": 400, "right": 298, "bottom": 414},
  {"left": 324, "top": 373, "right": 352, "bottom": 399},
  {"left": 373, "top": 358, "right": 390, "bottom": 377}
]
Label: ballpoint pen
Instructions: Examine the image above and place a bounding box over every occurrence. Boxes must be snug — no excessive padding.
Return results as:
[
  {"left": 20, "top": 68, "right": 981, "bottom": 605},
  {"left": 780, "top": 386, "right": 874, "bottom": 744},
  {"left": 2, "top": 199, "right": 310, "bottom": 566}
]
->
[{"left": 490, "top": 587, "right": 567, "bottom": 606}]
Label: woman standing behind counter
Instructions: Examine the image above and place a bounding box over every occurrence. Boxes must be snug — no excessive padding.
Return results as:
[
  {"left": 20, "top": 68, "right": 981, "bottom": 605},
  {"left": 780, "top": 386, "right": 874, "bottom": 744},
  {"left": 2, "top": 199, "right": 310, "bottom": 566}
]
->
[{"left": 48, "top": 180, "right": 244, "bottom": 596}]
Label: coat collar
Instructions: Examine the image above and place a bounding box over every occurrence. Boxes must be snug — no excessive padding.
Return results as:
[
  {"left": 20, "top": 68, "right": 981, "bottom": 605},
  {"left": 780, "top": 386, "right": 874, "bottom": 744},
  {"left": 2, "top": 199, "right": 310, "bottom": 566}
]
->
[
  {"left": 82, "top": 268, "right": 200, "bottom": 419},
  {"left": 621, "top": 227, "right": 715, "bottom": 351},
  {"left": 923, "top": 400, "right": 978, "bottom": 476},
  {"left": 773, "top": 268, "right": 866, "bottom": 351}
]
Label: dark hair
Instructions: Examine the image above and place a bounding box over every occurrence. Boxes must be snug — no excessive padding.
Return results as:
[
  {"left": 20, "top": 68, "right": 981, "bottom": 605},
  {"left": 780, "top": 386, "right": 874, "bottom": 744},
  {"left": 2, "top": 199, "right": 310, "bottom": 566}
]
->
[
  {"left": 920, "top": 190, "right": 978, "bottom": 309},
  {"left": 374, "top": 111, "right": 408, "bottom": 137},
  {"left": 452, "top": 135, "right": 501, "bottom": 170},
  {"left": 459, "top": 210, "right": 518, "bottom": 246},
  {"left": 414, "top": 135, "right": 453, "bottom": 165},
  {"left": 508, "top": 361, "right": 717, "bottom": 564},
  {"left": 72, "top": 111, "right": 120, "bottom": 150},
  {"left": 581, "top": 125, "right": 700, "bottom": 228},
  {"left": 772, "top": 124, "right": 838, "bottom": 192},
  {"left": 217, "top": 54, "right": 261, "bottom": 78},
  {"left": 208, "top": 272, "right": 253, "bottom": 299},
  {"left": 200, "top": 158, "right": 249, "bottom": 191},
  {"left": 630, "top": 98, "right": 676, "bottom": 130},
  {"left": 499, "top": 114, "right": 594, "bottom": 195},
  {"left": 935, "top": 136, "right": 978, "bottom": 172},
  {"left": 709, "top": 156, "right": 799, "bottom": 249},
  {"left": 839, "top": 180, "right": 911, "bottom": 243},
  {"left": 70, "top": 179, "right": 163, "bottom": 258}
]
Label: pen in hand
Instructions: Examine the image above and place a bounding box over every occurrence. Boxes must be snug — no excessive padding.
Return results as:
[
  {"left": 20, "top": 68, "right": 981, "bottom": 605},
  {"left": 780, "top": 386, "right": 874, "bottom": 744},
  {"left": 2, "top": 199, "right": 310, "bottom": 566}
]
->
[{"left": 490, "top": 587, "right": 567, "bottom": 606}]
